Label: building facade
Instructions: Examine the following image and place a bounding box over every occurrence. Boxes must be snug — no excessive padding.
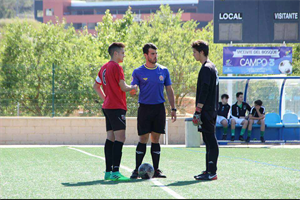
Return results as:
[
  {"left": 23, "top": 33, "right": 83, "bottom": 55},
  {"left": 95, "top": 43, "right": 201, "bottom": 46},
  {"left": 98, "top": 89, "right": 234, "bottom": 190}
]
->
[{"left": 34, "top": 0, "right": 213, "bottom": 34}]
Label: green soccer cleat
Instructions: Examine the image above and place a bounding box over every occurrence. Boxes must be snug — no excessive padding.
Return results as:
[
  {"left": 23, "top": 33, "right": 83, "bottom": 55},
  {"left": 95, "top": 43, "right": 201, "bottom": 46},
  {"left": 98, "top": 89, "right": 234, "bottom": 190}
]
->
[
  {"left": 110, "top": 172, "right": 131, "bottom": 181},
  {"left": 104, "top": 172, "right": 112, "bottom": 180}
]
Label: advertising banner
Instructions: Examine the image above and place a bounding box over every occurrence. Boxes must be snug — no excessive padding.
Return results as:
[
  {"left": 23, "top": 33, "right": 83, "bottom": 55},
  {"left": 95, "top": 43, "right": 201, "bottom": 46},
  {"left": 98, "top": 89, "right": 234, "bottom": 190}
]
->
[{"left": 223, "top": 47, "right": 293, "bottom": 74}]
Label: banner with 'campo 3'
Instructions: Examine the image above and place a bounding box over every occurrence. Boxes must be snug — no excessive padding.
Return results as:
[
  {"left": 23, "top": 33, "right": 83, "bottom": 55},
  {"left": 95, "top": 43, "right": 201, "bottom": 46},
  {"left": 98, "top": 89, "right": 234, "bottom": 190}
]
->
[{"left": 223, "top": 47, "right": 293, "bottom": 74}]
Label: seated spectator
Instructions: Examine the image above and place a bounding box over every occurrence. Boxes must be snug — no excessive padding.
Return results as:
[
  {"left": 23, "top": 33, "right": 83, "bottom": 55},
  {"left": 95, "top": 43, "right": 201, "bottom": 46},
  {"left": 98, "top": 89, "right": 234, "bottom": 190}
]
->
[
  {"left": 217, "top": 94, "right": 231, "bottom": 140},
  {"left": 247, "top": 100, "right": 266, "bottom": 143},
  {"left": 230, "top": 92, "right": 251, "bottom": 141}
]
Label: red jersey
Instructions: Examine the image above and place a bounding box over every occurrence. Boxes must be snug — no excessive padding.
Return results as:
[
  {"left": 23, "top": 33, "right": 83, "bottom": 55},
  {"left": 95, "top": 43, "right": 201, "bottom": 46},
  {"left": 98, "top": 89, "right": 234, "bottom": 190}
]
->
[{"left": 95, "top": 61, "right": 127, "bottom": 110}]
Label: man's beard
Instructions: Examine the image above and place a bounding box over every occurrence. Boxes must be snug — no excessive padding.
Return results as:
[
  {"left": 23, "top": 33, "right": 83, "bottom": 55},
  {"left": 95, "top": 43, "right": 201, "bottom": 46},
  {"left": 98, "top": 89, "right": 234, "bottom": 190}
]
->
[{"left": 149, "top": 59, "right": 157, "bottom": 64}]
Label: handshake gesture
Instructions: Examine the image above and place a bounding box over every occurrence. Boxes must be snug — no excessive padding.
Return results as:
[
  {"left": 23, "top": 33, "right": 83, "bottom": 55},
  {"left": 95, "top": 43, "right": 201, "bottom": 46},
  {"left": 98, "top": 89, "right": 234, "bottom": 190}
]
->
[
  {"left": 192, "top": 107, "right": 203, "bottom": 127},
  {"left": 130, "top": 85, "right": 138, "bottom": 96}
]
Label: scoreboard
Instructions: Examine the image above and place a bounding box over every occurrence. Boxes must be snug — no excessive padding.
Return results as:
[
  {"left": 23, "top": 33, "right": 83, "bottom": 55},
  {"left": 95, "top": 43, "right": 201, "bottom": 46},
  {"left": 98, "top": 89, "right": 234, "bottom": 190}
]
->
[{"left": 214, "top": 0, "right": 300, "bottom": 43}]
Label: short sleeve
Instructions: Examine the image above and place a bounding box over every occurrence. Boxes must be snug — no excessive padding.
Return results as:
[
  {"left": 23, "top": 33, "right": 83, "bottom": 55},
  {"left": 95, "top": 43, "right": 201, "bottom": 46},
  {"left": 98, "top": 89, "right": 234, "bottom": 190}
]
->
[
  {"left": 131, "top": 70, "right": 140, "bottom": 86},
  {"left": 247, "top": 103, "right": 252, "bottom": 111},
  {"left": 164, "top": 68, "right": 172, "bottom": 86},
  {"left": 95, "top": 70, "right": 102, "bottom": 85},
  {"left": 261, "top": 107, "right": 265, "bottom": 114},
  {"left": 114, "top": 64, "right": 125, "bottom": 82},
  {"left": 250, "top": 107, "right": 255, "bottom": 115}
]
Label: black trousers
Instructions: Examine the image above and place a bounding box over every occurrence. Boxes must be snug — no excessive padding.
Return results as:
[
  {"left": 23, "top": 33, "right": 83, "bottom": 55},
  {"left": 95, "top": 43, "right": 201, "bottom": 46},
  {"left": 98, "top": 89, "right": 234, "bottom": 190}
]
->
[
  {"left": 200, "top": 111, "right": 219, "bottom": 174},
  {"left": 202, "top": 131, "right": 219, "bottom": 174}
]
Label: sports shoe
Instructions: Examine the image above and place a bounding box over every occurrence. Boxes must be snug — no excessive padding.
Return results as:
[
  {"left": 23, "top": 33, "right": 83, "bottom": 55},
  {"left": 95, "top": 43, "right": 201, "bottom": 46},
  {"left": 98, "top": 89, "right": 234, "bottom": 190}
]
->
[
  {"left": 222, "top": 135, "right": 227, "bottom": 140},
  {"left": 246, "top": 137, "right": 251, "bottom": 143},
  {"left": 194, "top": 171, "right": 207, "bottom": 179},
  {"left": 260, "top": 136, "right": 265, "bottom": 143},
  {"left": 110, "top": 172, "right": 131, "bottom": 181},
  {"left": 104, "top": 172, "right": 111, "bottom": 180},
  {"left": 130, "top": 169, "right": 139, "bottom": 179},
  {"left": 153, "top": 169, "right": 166, "bottom": 178},
  {"left": 231, "top": 136, "right": 235, "bottom": 141},
  {"left": 195, "top": 173, "right": 217, "bottom": 181},
  {"left": 239, "top": 135, "right": 245, "bottom": 141}
]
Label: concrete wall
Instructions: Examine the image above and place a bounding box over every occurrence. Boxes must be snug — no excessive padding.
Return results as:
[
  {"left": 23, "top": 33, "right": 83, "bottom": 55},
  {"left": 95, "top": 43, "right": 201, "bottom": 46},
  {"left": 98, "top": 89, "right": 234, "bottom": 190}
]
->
[{"left": 0, "top": 117, "right": 186, "bottom": 145}]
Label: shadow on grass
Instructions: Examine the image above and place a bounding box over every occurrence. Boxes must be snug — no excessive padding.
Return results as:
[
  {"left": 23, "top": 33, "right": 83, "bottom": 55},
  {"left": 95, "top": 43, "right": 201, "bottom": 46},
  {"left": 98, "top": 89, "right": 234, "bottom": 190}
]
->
[
  {"left": 152, "top": 180, "right": 211, "bottom": 187},
  {"left": 62, "top": 179, "right": 146, "bottom": 187}
]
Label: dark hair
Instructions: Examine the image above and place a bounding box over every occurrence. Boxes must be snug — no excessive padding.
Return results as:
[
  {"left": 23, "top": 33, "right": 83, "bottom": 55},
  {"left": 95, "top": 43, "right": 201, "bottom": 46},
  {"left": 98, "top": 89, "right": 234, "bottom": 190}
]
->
[
  {"left": 221, "top": 94, "right": 229, "bottom": 99},
  {"left": 191, "top": 40, "right": 209, "bottom": 57},
  {"left": 108, "top": 42, "right": 125, "bottom": 57},
  {"left": 236, "top": 92, "right": 243, "bottom": 98},
  {"left": 143, "top": 43, "right": 158, "bottom": 54},
  {"left": 255, "top": 100, "right": 263, "bottom": 106}
]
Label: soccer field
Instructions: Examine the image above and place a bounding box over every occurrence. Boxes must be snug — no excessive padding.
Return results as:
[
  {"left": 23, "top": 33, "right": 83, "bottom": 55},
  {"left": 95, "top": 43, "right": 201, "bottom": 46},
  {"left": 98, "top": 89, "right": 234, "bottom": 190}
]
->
[{"left": 0, "top": 146, "right": 299, "bottom": 199}]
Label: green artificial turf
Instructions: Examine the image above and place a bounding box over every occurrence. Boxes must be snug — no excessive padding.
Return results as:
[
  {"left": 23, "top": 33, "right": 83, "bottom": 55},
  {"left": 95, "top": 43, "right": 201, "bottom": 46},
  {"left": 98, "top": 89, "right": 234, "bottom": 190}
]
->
[{"left": 0, "top": 146, "right": 299, "bottom": 199}]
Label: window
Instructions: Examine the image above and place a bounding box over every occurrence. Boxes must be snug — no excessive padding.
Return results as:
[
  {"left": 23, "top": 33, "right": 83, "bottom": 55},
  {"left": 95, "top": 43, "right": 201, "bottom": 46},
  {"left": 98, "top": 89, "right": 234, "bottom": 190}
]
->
[
  {"left": 72, "top": 10, "right": 83, "bottom": 15},
  {"left": 140, "top": 10, "right": 151, "bottom": 14},
  {"left": 219, "top": 23, "right": 242, "bottom": 41},
  {"left": 45, "top": 8, "right": 54, "bottom": 16},
  {"left": 73, "top": 23, "right": 82, "bottom": 30},
  {"left": 118, "top": 10, "right": 126, "bottom": 14},
  {"left": 37, "top": 10, "right": 43, "bottom": 18},
  {"left": 65, "top": 23, "right": 71, "bottom": 29},
  {"left": 96, "top": 10, "right": 105, "bottom": 15},
  {"left": 274, "top": 23, "right": 298, "bottom": 41},
  {"left": 88, "top": 23, "right": 97, "bottom": 30},
  {"left": 83, "top": 10, "right": 94, "bottom": 15},
  {"left": 71, "top": 10, "right": 77, "bottom": 15},
  {"left": 184, "top": 9, "right": 197, "bottom": 13}
]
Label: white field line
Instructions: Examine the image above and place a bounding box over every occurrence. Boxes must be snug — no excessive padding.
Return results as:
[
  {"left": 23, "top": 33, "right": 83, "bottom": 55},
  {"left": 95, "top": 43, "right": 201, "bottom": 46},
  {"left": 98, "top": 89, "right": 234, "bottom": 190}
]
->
[
  {"left": 2, "top": 145, "right": 300, "bottom": 149},
  {"left": 68, "top": 147, "right": 185, "bottom": 199}
]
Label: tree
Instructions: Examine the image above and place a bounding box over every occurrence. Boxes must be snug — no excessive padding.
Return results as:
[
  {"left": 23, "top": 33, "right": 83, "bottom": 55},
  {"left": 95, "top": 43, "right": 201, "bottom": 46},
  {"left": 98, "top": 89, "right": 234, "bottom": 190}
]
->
[
  {"left": 0, "top": 19, "right": 102, "bottom": 116},
  {"left": 0, "top": 5, "right": 299, "bottom": 117}
]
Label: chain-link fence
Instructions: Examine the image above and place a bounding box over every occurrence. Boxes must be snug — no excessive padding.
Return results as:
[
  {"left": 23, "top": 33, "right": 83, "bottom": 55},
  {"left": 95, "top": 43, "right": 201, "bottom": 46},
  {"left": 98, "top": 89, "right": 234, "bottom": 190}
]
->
[
  {"left": 0, "top": 64, "right": 194, "bottom": 117},
  {"left": 1, "top": 64, "right": 299, "bottom": 118}
]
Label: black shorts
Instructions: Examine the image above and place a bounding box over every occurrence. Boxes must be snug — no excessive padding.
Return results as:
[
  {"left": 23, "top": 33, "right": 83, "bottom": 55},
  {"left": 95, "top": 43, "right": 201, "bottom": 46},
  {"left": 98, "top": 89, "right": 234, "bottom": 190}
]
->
[
  {"left": 102, "top": 109, "right": 126, "bottom": 132},
  {"left": 137, "top": 103, "right": 166, "bottom": 136},
  {"left": 198, "top": 111, "right": 217, "bottom": 134}
]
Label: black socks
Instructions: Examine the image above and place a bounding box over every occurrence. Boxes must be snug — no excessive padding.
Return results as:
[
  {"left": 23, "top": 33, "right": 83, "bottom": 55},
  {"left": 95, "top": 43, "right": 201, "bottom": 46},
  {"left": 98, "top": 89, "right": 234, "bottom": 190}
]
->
[
  {"left": 112, "top": 141, "right": 124, "bottom": 172},
  {"left": 151, "top": 143, "right": 161, "bottom": 170},
  {"left": 135, "top": 142, "right": 147, "bottom": 170},
  {"left": 104, "top": 139, "right": 114, "bottom": 172}
]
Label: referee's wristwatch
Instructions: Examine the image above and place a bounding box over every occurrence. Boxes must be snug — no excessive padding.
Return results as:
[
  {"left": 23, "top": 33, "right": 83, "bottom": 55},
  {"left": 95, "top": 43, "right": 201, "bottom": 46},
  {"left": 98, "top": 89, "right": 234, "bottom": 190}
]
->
[{"left": 171, "top": 108, "right": 177, "bottom": 112}]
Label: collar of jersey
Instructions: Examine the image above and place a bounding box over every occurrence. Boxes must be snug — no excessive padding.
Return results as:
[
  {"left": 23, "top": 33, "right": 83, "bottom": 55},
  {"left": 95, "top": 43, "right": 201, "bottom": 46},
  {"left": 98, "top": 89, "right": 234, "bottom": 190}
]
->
[
  {"left": 144, "top": 64, "right": 158, "bottom": 70},
  {"left": 235, "top": 101, "right": 244, "bottom": 106}
]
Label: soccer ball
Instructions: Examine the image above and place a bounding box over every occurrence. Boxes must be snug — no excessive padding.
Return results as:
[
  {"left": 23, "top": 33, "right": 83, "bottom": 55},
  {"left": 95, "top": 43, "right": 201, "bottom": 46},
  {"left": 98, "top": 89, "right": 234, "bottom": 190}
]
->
[
  {"left": 279, "top": 60, "right": 292, "bottom": 74},
  {"left": 138, "top": 163, "right": 154, "bottom": 179}
]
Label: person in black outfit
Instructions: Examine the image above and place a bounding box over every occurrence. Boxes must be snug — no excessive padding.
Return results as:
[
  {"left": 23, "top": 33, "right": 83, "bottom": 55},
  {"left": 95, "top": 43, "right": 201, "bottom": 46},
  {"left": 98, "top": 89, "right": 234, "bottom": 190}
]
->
[
  {"left": 230, "top": 92, "right": 251, "bottom": 141},
  {"left": 247, "top": 100, "right": 266, "bottom": 143},
  {"left": 217, "top": 94, "right": 231, "bottom": 140},
  {"left": 191, "top": 40, "right": 219, "bottom": 181}
]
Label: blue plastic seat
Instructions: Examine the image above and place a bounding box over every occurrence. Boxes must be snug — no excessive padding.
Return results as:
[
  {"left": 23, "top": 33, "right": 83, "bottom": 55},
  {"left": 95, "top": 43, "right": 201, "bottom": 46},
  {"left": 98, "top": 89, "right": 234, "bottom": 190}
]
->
[
  {"left": 265, "top": 113, "right": 283, "bottom": 128},
  {"left": 283, "top": 113, "right": 300, "bottom": 128}
]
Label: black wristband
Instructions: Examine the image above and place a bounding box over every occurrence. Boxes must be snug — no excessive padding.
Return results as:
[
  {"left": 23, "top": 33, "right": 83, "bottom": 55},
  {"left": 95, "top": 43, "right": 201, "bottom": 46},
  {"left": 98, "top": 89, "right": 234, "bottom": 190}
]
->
[{"left": 172, "top": 108, "right": 177, "bottom": 112}]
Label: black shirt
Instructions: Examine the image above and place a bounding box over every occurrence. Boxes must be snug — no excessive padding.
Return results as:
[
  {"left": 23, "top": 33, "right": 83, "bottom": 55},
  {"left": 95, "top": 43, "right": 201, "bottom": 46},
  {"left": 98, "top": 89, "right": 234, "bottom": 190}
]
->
[
  {"left": 218, "top": 102, "right": 230, "bottom": 118},
  {"left": 250, "top": 106, "right": 265, "bottom": 117},
  {"left": 231, "top": 102, "right": 251, "bottom": 118},
  {"left": 195, "top": 60, "right": 219, "bottom": 112}
]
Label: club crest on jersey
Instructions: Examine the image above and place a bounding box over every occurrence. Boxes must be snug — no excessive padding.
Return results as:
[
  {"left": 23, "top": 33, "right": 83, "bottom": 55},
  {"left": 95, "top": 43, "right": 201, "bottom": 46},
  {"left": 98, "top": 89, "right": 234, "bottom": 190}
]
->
[
  {"left": 121, "top": 115, "right": 126, "bottom": 121},
  {"left": 159, "top": 75, "right": 164, "bottom": 81},
  {"left": 143, "top": 78, "right": 148, "bottom": 81}
]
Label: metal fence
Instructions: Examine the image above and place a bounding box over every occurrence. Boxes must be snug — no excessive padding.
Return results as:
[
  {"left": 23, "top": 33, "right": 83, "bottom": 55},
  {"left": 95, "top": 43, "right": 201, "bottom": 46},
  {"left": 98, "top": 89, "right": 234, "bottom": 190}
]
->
[{"left": 1, "top": 64, "right": 299, "bottom": 118}]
